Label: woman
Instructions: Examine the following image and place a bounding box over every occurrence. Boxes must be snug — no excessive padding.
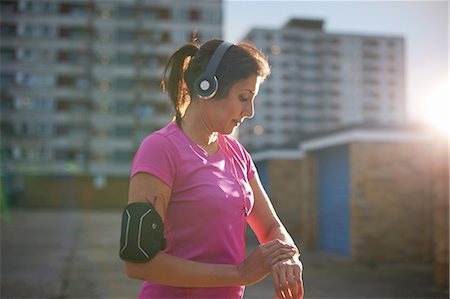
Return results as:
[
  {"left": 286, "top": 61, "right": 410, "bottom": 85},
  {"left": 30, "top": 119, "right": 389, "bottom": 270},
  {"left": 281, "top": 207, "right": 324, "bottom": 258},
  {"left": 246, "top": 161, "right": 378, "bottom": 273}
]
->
[{"left": 124, "top": 39, "right": 304, "bottom": 299}]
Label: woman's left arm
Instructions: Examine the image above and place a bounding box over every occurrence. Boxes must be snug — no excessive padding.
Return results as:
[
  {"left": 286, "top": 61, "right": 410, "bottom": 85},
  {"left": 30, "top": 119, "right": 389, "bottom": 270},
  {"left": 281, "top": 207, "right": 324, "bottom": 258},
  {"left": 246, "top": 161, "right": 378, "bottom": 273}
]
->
[{"left": 247, "top": 174, "right": 304, "bottom": 299}]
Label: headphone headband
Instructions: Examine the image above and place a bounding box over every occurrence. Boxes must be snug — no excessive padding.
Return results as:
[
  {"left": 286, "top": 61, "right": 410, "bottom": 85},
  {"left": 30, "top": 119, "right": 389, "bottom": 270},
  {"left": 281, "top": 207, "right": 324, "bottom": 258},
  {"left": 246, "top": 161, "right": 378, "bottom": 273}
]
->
[{"left": 195, "top": 41, "right": 234, "bottom": 99}]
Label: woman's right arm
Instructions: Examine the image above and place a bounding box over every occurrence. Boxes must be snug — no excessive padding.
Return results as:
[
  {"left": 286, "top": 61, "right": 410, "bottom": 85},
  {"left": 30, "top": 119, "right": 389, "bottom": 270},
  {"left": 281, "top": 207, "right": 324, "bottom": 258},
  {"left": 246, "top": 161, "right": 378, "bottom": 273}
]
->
[{"left": 124, "top": 173, "right": 296, "bottom": 287}]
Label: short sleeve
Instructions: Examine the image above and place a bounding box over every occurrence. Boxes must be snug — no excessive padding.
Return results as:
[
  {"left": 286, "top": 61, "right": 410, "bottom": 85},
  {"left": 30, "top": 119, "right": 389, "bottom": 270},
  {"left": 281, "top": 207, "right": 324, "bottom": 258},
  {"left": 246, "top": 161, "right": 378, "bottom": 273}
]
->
[
  {"left": 130, "top": 133, "right": 176, "bottom": 188},
  {"left": 243, "top": 146, "right": 257, "bottom": 181}
]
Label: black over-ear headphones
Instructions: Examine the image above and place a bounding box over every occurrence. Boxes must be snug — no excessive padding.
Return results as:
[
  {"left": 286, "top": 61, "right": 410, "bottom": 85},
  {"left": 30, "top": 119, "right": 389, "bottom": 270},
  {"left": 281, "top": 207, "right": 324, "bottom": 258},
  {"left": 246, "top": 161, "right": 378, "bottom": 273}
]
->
[{"left": 194, "top": 41, "right": 234, "bottom": 99}]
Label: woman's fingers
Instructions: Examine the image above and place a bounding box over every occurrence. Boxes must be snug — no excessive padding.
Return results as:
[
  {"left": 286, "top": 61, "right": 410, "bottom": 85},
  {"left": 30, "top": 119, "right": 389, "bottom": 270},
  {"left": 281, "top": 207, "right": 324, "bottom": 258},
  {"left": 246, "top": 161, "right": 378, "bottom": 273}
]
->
[
  {"left": 294, "top": 261, "right": 304, "bottom": 298},
  {"left": 285, "top": 267, "right": 296, "bottom": 299},
  {"left": 257, "top": 240, "right": 304, "bottom": 298},
  {"left": 270, "top": 258, "right": 304, "bottom": 299},
  {"left": 261, "top": 240, "right": 297, "bottom": 266},
  {"left": 265, "top": 249, "right": 296, "bottom": 267},
  {"left": 271, "top": 269, "right": 284, "bottom": 299},
  {"left": 263, "top": 239, "right": 297, "bottom": 251}
]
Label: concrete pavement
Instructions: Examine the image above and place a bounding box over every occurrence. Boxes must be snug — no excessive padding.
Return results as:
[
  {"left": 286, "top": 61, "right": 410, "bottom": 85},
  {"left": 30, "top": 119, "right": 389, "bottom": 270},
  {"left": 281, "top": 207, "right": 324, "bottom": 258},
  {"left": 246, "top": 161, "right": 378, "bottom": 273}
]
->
[{"left": 1, "top": 209, "right": 448, "bottom": 299}]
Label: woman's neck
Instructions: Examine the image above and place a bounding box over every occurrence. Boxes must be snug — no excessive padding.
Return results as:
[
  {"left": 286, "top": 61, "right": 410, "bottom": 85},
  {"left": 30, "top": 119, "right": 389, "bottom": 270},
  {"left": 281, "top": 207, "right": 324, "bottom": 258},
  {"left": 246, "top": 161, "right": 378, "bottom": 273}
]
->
[{"left": 180, "top": 103, "right": 218, "bottom": 150}]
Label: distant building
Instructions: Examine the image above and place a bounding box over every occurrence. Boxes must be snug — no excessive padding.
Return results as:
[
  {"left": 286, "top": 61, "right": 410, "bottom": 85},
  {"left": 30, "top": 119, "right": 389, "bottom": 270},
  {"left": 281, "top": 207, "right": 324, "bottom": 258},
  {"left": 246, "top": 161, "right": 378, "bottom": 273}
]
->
[
  {"left": 239, "top": 18, "right": 406, "bottom": 151},
  {"left": 0, "top": 0, "right": 222, "bottom": 177}
]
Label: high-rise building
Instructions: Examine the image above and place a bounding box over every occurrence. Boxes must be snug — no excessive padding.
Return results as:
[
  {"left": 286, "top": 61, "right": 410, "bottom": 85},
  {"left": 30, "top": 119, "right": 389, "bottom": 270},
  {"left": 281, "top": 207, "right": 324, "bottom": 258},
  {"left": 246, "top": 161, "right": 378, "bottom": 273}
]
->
[
  {"left": 1, "top": 0, "right": 222, "bottom": 177},
  {"left": 238, "top": 19, "right": 406, "bottom": 151}
]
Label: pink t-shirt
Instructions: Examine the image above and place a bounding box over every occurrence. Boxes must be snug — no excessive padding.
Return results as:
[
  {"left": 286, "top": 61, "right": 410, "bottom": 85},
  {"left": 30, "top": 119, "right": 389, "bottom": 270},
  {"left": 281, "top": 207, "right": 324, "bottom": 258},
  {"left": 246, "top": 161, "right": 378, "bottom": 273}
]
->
[{"left": 130, "top": 121, "right": 256, "bottom": 299}]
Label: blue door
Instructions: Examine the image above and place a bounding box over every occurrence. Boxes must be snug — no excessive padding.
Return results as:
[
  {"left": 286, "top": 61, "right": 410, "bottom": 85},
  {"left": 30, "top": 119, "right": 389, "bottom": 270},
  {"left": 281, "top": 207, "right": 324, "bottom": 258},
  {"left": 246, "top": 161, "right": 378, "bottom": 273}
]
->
[{"left": 317, "top": 145, "right": 351, "bottom": 256}]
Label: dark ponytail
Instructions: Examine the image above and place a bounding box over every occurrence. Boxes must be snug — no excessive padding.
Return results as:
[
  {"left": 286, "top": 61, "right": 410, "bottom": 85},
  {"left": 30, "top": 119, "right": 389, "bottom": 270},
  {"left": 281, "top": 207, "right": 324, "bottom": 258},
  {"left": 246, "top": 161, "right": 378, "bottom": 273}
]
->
[{"left": 161, "top": 44, "right": 199, "bottom": 126}]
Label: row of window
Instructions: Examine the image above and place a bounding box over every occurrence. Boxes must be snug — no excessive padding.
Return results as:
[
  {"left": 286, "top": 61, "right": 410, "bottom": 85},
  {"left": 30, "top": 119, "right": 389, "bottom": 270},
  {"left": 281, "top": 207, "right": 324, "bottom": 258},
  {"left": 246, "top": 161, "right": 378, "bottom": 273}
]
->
[
  {"left": 253, "top": 30, "right": 401, "bottom": 49},
  {"left": 261, "top": 101, "right": 340, "bottom": 109},
  {"left": 4, "top": 145, "right": 132, "bottom": 163},
  {"left": 247, "top": 103, "right": 400, "bottom": 126},
  {"left": 1, "top": 47, "right": 170, "bottom": 68},
  {"left": 273, "top": 46, "right": 400, "bottom": 62},
  {"left": 1, "top": 72, "right": 166, "bottom": 89},
  {"left": 277, "top": 60, "right": 399, "bottom": 74},
  {"left": 1, "top": 23, "right": 205, "bottom": 45},
  {"left": 1, "top": 1, "right": 220, "bottom": 23},
  {"left": 241, "top": 119, "right": 341, "bottom": 138},
  {"left": 1, "top": 119, "right": 165, "bottom": 139},
  {"left": 2, "top": 95, "right": 171, "bottom": 118}
]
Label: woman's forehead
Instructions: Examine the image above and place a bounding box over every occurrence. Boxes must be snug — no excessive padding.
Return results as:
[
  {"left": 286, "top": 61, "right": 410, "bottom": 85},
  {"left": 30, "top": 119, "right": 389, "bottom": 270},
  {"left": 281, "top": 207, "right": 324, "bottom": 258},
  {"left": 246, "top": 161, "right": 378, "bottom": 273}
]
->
[{"left": 232, "top": 75, "right": 260, "bottom": 94}]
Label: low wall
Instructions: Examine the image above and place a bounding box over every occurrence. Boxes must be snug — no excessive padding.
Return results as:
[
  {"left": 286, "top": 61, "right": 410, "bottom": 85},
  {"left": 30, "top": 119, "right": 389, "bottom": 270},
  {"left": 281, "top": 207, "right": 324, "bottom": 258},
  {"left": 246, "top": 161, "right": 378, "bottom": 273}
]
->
[{"left": 18, "top": 175, "right": 128, "bottom": 209}]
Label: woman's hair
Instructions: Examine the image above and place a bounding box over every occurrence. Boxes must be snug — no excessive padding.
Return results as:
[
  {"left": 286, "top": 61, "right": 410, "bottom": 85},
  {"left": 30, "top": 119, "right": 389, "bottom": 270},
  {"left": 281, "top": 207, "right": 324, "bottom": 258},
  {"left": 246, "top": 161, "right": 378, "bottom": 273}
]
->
[{"left": 161, "top": 39, "right": 271, "bottom": 126}]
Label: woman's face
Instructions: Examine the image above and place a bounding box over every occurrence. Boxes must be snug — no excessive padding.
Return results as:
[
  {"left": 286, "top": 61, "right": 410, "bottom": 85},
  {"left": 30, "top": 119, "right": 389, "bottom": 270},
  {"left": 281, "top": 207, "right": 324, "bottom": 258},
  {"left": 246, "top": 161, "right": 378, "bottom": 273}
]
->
[{"left": 206, "top": 74, "right": 261, "bottom": 135}]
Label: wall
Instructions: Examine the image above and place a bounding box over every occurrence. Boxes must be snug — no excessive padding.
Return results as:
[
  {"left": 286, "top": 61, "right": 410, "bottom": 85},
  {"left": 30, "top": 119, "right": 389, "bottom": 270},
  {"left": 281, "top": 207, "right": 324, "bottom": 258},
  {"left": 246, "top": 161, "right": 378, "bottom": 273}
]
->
[
  {"left": 266, "top": 156, "right": 317, "bottom": 249},
  {"left": 262, "top": 139, "right": 438, "bottom": 264},
  {"left": 431, "top": 133, "right": 449, "bottom": 289},
  {"left": 19, "top": 175, "right": 128, "bottom": 209},
  {"left": 350, "top": 142, "right": 433, "bottom": 263}
]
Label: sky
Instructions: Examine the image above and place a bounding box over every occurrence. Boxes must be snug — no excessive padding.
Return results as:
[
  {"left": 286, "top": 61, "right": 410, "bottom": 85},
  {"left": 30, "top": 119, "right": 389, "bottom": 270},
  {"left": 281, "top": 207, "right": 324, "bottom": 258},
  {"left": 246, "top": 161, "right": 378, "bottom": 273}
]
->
[{"left": 223, "top": 0, "right": 449, "bottom": 125}]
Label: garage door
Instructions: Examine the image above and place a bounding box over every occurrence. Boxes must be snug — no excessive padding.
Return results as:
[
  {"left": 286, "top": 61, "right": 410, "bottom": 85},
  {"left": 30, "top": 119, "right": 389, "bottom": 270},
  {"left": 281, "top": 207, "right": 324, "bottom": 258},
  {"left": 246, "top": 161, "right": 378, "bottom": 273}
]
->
[{"left": 317, "top": 145, "right": 351, "bottom": 256}]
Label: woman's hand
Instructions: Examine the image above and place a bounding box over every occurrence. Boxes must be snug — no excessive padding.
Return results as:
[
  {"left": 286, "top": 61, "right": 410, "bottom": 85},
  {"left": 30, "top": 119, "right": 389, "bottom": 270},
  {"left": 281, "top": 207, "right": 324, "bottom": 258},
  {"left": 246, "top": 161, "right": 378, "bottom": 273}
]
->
[
  {"left": 238, "top": 239, "right": 298, "bottom": 285},
  {"left": 271, "top": 255, "right": 304, "bottom": 299}
]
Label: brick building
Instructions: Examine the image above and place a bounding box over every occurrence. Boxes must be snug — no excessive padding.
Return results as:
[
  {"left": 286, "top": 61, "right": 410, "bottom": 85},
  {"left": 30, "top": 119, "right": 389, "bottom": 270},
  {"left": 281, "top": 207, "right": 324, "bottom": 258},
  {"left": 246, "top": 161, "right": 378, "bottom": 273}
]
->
[{"left": 253, "top": 126, "right": 448, "bottom": 287}]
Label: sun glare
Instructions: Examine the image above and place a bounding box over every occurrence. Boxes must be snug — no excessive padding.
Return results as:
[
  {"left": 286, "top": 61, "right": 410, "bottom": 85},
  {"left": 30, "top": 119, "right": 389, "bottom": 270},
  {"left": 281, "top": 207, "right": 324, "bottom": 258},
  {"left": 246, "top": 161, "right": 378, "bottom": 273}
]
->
[{"left": 421, "top": 81, "right": 450, "bottom": 134}]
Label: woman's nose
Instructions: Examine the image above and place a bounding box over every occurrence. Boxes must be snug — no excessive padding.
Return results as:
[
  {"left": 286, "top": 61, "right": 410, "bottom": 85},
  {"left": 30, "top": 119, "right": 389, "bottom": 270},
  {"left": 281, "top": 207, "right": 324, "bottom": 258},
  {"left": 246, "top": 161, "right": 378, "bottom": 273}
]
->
[{"left": 242, "top": 101, "right": 254, "bottom": 119}]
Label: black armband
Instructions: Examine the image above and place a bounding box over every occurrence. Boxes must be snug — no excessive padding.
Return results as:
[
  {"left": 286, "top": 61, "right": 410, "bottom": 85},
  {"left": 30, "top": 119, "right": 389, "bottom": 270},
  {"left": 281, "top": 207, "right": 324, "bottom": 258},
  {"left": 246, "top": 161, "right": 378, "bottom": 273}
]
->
[{"left": 119, "top": 201, "right": 166, "bottom": 263}]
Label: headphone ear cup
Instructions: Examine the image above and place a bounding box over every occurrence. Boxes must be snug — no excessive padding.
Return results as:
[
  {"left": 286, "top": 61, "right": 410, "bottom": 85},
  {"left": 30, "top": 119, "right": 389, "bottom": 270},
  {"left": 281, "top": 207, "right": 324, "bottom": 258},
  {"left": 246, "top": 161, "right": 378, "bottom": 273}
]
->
[
  {"left": 193, "top": 41, "right": 233, "bottom": 100},
  {"left": 195, "top": 75, "right": 218, "bottom": 99}
]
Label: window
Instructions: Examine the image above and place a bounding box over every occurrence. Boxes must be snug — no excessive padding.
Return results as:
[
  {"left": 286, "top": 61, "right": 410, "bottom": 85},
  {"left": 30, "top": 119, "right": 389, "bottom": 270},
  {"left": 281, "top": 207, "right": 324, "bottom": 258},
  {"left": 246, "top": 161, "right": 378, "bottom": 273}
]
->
[
  {"left": 35, "top": 122, "right": 53, "bottom": 136},
  {"left": 58, "top": 75, "right": 76, "bottom": 87},
  {"left": 190, "top": 9, "right": 200, "bottom": 21},
  {"left": 158, "top": 7, "right": 170, "bottom": 19},
  {"left": 136, "top": 105, "right": 154, "bottom": 118},
  {"left": 138, "top": 79, "right": 160, "bottom": 90},
  {"left": 114, "top": 126, "right": 130, "bottom": 137},
  {"left": 1, "top": 1, "right": 18, "bottom": 13},
  {"left": 1, "top": 48, "right": 15, "bottom": 62},
  {"left": 116, "top": 53, "right": 133, "bottom": 65},
  {"left": 161, "top": 31, "right": 171, "bottom": 43},
  {"left": 116, "top": 5, "right": 134, "bottom": 18},
  {"left": 115, "top": 101, "right": 132, "bottom": 113},
  {"left": 363, "top": 39, "right": 379, "bottom": 47},
  {"left": 59, "top": 27, "right": 91, "bottom": 40},
  {"left": 387, "top": 40, "right": 397, "bottom": 48},
  {"left": 116, "top": 30, "right": 135, "bottom": 42},
  {"left": 1, "top": 73, "right": 15, "bottom": 85},
  {"left": 1, "top": 24, "right": 16, "bottom": 38},
  {"left": 114, "top": 77, "right": 134, "bottom": 89},
  {"left": 57, "top": 100, "right": 71, "bottom": 112},
  {"left": 12, "top": 146, "right": 22, "bottom": 160},
  {"left": 19, "top": 1, "right": 57, "bottom": 13},
  {"left": 154, "top": 102, "right": 170, "bottom": 114},
  {"left": 202, "top": 9, "right": 220, "bottom": 23},
  {"left": 114, "top": 150, "right": 131, "bottom": 162},
  {"left": 173, "top": 31, "right": 189, "bottom": 44},
  {"left": 173, "top": 8, "right": 188, "bottom": 21},
  {"left": 59, "top": 3, "right": 89, "bottom": 15}
]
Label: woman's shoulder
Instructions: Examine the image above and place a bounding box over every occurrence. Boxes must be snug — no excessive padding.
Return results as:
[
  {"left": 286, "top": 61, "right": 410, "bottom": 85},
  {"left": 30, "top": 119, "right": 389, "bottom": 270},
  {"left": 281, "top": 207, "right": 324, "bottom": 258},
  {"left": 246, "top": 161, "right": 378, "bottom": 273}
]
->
[
  {"left": 138, "top": 122, "right": 183, "bottom": 153},
  {"left": 221, "top": 134, "right": 251, "bottom": 159},
  {"left": 141, "top": 122, "right": 179, "bottom": 143}
]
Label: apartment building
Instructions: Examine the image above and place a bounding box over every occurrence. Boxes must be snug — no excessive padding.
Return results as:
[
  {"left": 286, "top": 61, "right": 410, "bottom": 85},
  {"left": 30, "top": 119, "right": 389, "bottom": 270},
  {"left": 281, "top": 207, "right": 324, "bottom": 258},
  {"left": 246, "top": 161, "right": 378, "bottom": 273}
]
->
[
  {"left": 238, "top": 19, "right": 406, "bottom": 151},
  {"left": 1, "top": 0, "right": 222, "bottom": 178}
]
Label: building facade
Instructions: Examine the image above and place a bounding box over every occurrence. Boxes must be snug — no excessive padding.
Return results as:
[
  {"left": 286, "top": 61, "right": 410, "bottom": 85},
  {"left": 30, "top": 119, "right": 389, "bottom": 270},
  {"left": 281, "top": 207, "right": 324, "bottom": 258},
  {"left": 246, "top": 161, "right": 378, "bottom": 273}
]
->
[
  {"left": 239, "top": 19, "right": 406, "bottom": 151},
  {"left": 1, "top": 0, "right": 222, "bottom": 178},
  {"left": 252, "top": 126, "right": 448, "bottom": 289}
]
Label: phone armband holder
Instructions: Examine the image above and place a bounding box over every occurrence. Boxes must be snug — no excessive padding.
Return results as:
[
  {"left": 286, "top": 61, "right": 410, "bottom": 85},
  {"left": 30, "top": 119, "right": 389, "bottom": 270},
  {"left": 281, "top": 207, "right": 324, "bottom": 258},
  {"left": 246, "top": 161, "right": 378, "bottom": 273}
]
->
[{"left": 119, "top": 201, "right": 166, "bottom": 263}]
